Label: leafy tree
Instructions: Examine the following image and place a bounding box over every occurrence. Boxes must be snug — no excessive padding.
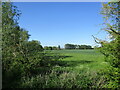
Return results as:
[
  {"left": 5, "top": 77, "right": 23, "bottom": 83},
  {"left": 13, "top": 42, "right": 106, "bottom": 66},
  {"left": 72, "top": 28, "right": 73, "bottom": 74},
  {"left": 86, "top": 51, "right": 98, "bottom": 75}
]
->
[
  {"left": 26, "top": 40, "right": 43, "bottom": 55},
  {"left": 44, "top": 46, "right": 49, "bottom": 50},
  {"left": 86, "top": 45, "right": 92, "bottom": 49},
  {"left": 52, "top": 46, "right": 58, "bottom": 50},
  {"left": 65, "top": 44, "right": 92, "bottom": 49},
  {"left": 94, "top": 1, "right": 120, "bottom": 88},
  {"left": 44, "top": 46, "right": 57, "bottom": 50},
  {"left": 80, "top": 45, "right": 87, "bottom": 49},
  {"left": 2, "top": 1, "right": 66, "bottom": 88},
  {"left": 2, "top": 2, "right": 44, "bottom": 88},
  {"left": 65, "top": 44, "right": 76, "bottom": 49},
  {"left": 2, "top": 2, "right": 25, "bottom": 87}
]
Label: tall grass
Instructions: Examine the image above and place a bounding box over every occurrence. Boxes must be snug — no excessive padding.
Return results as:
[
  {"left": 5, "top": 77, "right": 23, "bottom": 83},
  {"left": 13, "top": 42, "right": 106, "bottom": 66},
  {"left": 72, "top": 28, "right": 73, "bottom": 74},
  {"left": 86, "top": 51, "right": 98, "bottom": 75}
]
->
[
  {"left": 20, "top": 49, "right": 108, "bottom": 88},
  {"left": 21, "top": 69, "right": 107, "bottom": 88}
]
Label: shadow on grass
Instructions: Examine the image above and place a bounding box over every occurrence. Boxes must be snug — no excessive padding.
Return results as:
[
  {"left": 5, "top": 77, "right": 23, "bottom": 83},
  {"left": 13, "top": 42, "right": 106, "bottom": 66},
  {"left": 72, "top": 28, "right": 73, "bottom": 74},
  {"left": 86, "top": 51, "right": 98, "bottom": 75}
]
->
[
  {"left": 44, "top": 55, "right": 72, "bottom": 59},
  {"left": 44, "top": 54, "right": 95, "bottom": 67},
  {"left": 53, "top": 60, "right": 94, "bottom": 67},
  {"left": 30, "top": 55, "right": 94, "bottom": 76},
  {"left": 29, "top": 55, "right": 73, "bottom": 76}
]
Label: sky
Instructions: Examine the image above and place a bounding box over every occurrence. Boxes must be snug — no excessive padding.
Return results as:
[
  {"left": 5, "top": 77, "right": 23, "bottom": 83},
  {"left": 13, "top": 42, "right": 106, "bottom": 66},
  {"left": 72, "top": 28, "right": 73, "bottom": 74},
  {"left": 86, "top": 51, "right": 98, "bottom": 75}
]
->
[{"left": 13, "top": 2, "right": 108, "bottom": 48}]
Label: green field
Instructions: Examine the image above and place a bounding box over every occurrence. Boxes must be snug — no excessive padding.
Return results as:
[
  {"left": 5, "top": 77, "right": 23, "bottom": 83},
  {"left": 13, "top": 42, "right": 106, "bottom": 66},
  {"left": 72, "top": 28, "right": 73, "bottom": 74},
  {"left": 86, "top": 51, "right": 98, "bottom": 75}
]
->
[
  {"left": 29, "top": 49, "right": 109, "bottom": 88},
  {"left": 51, "top": 49, "right": 108, "bottom": 72},
  {"left": 14, "top": 50, "right": 110, "bottom": 88}
]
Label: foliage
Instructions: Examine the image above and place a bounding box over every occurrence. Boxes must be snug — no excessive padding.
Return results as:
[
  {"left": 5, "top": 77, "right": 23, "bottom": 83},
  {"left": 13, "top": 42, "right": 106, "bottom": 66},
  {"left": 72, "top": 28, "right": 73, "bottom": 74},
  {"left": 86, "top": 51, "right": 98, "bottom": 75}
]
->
[
  {"left": 95, "top": 1, "right": 120, "bottom": 88},
  {"left": 79, "top": 45, "right": 92, "bottom": 49},
  {"left": 2, "top": 2, "right": 56, "bottom": 88},
  {"left": 20, "top": 49, "right": 107, "bottom": 88},
  {"left": 20, "top": 70, "right": 106, "bottom": 88},
  {"left": 65, "top": 44, "right": 76, "bottom": 49},
  {"left": 64, "top": 44, "right": 93, "bottom": 49},
  {"left": 44, "top": 46, "right": 61, "bottom": 50},
  {"left": 3, "top": 1, "right": 119, "bottom": 88},
  {"left": 2, "top": 2, "right": 24, "bottom": 87}
]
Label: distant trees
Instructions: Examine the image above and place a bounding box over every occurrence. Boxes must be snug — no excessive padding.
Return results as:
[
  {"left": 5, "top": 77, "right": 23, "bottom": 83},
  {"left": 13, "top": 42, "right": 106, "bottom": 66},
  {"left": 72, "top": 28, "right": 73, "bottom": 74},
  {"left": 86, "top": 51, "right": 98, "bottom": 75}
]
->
[
  {"left": 44, "top": 45, "right": 61, "bottom": 50},
  {"left": 78, "top": 45, "right": 91, "bottom": 49},
  {"left": 43, "top": 44, "right": 93, "bottom": 50},
  {"left": 65, "top": 44, "right": 76, "bottom": 49},
  {"left": 44, "top": 46, "right": 55, "bottom": 50},
  {"left": 64, "top": 44, "right": 93, "bottom": 49}
]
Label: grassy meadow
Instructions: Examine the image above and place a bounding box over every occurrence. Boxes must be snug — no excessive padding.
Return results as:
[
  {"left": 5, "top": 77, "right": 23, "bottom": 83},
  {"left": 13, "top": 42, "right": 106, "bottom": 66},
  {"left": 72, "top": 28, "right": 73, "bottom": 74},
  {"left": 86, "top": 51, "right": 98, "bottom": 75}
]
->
[
  {"left": 3, "top": 2, "right": 119, "bottom": 88},
  {"left": 21, "top": 49, "right": 109, "bottom": 88},
  {"left": 51, "top": 49, "right": 108, "bottom": 72}
]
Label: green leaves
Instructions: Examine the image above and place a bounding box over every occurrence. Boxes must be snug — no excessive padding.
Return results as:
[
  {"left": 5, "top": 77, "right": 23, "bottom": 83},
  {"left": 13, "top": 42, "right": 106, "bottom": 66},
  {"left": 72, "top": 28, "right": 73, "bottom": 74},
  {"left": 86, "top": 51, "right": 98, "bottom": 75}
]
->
[
  {"left": 2, "top": 2, "right": 45, "bottom": 88},
  {"left": 98, "top": 2, "right": 120, "bottom": 88}
]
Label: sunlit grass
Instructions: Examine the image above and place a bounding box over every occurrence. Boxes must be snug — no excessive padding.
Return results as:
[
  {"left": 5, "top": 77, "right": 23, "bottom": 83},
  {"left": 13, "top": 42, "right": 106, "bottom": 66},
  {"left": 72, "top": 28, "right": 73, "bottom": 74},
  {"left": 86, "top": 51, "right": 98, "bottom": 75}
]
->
[
  {"left": 21, "top": 49, "right": 108, "bottom": 88},
  {"left": 52, "top": 49, "right": 108, "bottom": 72}
]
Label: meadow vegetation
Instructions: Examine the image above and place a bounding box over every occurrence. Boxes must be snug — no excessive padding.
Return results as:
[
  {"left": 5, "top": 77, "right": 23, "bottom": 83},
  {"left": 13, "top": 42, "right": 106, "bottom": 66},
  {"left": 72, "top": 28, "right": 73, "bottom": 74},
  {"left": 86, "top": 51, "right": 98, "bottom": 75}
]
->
[
  {"left": 20, "top": 50, "right": 108, "bottom": 88},
  {"left": 2, "top": 1, "right": 120, "bottom": 88}
]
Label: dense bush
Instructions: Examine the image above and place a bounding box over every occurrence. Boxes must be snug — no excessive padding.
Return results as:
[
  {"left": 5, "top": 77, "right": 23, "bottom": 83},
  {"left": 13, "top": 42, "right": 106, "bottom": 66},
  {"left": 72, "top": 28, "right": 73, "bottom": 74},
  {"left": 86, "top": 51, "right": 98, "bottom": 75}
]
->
[
  {"left": 2, "top": 2, "right": 61, "bottom": 88},
  {"left": 95, "top": 1, "right": 120, "bottom": 88}
]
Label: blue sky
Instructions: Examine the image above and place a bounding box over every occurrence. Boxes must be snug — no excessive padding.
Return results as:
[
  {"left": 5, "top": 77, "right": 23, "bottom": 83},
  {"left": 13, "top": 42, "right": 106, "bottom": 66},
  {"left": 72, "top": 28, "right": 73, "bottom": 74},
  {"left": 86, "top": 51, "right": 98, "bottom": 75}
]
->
[{"left": 13, "top": 2, "right": 107, "bottom": 48}]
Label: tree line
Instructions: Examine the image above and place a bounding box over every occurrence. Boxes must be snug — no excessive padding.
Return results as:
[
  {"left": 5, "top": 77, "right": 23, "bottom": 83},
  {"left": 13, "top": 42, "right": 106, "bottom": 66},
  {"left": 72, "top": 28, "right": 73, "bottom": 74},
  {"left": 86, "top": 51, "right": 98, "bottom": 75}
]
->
[
  {"left": 64, "top": 44, "right": 93, "bottom": 49},
  {"left": 44, "top": 45, "right": 61, "bottom": 50},
  {"left": 43, "top": 44, "right": 93, "bottom": 50}
]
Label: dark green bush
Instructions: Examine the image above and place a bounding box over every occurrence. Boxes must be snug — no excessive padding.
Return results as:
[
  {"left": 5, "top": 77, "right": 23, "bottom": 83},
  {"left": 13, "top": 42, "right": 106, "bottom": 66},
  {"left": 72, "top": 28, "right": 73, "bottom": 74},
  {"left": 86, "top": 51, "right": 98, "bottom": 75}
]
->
[{"left": 96, "top": 2, "right": 120, "bottom": 88}]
